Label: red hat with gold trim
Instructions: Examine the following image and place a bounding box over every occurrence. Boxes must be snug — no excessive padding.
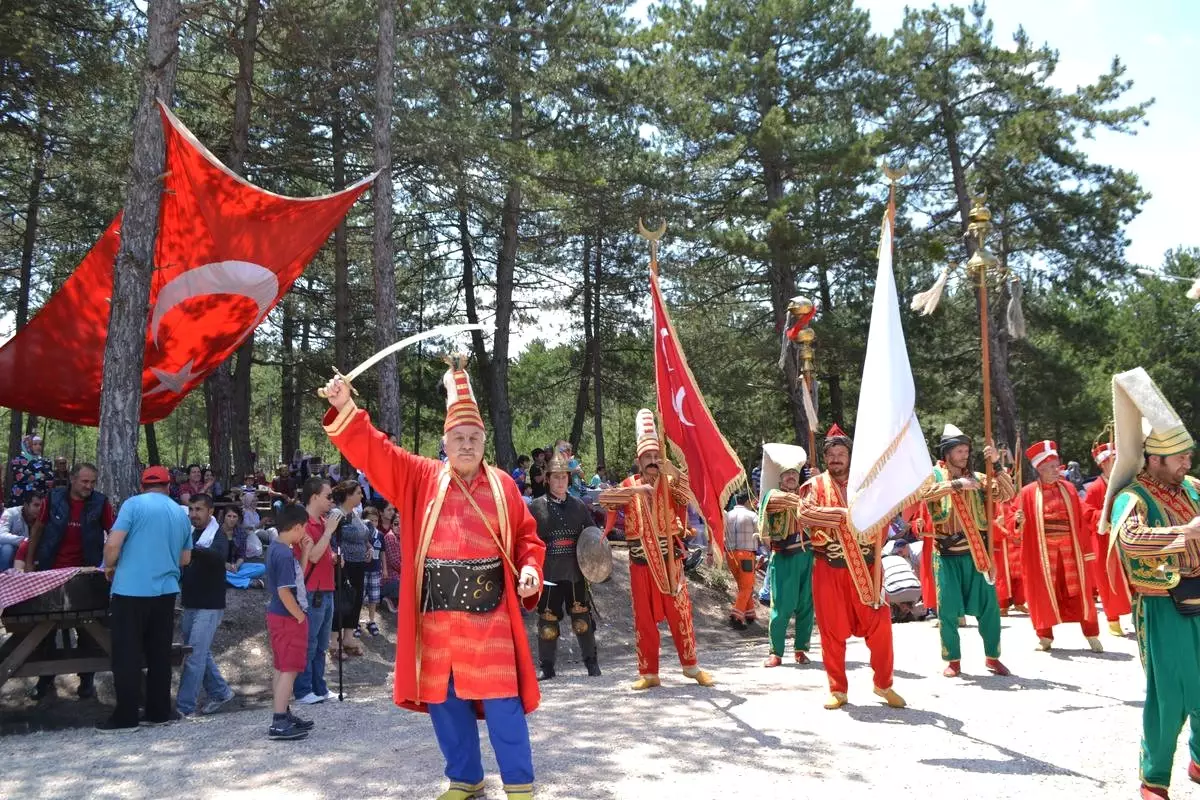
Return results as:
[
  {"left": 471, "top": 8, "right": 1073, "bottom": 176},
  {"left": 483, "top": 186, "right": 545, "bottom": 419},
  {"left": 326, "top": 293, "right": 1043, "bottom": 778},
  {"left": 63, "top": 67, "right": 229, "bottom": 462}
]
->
[
  {"left": 635, "top": 408, "right": 660, "bottom": 458},
  {"left": 822, "top": 423, "right": 852, "bottom": 452},
  {"left": 442, "top": 354, "right": 485, "bottom": 434},
  {"left": 1091, "top": 442, "right": 1115, "bottom": 465},
  {"left": 1025, "top": 440, "right": 1058, "bottom": 469}
]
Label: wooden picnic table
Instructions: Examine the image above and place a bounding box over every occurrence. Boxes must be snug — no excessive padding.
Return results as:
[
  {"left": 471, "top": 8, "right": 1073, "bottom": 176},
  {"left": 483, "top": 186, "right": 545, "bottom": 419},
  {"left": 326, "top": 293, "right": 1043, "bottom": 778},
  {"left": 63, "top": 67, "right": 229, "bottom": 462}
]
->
[{"left": 0, "top": 571, "right": 190, "bottom": 692}]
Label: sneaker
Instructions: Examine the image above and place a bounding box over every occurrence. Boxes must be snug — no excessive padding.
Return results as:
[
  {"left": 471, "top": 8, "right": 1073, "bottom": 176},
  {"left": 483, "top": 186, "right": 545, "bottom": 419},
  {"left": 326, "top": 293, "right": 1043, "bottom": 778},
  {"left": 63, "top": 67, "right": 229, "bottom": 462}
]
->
[
  {"left": 287, "top": 711, "right": 315, "bottom": 731},
  {"left": 96, "top": 718, "right": 141, "bottom": 734},
  {"left": 295, "top": 692, "right": 326, "bottom": 705},
  {"left": 268, "top": 720, "right": 309, "bottom": 741},
  {"left": 319, "top": 690, "right": 336, "bottom": 702},
  {"left": 366, "top": 622, "right": 381, "bottom": 637},
  {"left": 352, "top": 627, "right": 362, "bottom": 639},
  {"left": 140, "top": 710, "right": 184, "bottom": 727},
  {"left": 201, "top": 693, "right": 235, "bottom": 715}
]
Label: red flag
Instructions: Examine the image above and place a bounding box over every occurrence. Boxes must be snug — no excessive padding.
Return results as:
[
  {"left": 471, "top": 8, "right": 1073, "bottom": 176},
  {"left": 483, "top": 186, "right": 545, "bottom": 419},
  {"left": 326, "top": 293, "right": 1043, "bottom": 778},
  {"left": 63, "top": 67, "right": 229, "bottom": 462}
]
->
[
  {"left": 650, "top": 268, "right": 746, "bottom": 554},
  {"left": 0, "top": 103, "right": 372, "bottom": 425}
]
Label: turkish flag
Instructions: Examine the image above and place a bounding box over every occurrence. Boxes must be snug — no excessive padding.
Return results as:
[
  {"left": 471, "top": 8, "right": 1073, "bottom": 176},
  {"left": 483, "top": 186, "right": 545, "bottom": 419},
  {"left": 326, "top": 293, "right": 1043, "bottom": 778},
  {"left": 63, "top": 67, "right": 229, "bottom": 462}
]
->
[
  {"left": 650, "top": 267, "right": 746, "bottom": 554},
  {"left": 0, "top": 103, "right": 371, "bottom": 425}
]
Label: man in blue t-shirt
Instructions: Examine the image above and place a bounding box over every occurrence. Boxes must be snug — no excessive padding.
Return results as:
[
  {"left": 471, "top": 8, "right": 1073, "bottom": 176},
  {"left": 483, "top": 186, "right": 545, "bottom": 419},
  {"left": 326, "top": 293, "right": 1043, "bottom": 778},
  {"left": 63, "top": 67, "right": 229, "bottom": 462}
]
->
[{"left": 98, "top": 466, "right": 193, "bottom": 733}]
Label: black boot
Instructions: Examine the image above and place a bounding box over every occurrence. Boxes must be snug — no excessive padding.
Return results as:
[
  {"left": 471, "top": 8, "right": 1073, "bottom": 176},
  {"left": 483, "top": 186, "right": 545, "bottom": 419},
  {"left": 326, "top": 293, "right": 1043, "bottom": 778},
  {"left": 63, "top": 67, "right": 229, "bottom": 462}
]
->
[
  {"left": 584, "top": 658, "right": 602, "bottom": 677},
  {"left": 538, "top": 664, "right": 556, "bottom": 681},
  {"left": 77, "top": 673, "right": 96, "bottom": 699}
]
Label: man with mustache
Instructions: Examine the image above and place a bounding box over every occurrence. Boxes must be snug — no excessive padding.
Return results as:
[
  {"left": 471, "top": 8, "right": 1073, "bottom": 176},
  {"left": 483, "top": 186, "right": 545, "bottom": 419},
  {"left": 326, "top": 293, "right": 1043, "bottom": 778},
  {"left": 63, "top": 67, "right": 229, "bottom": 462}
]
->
[
  {"left": 321, "top": 355, "right": 545, "bottom": 800},
  {"left": 774, "top": 425, "right": 905, "bottom": 710},
  {"left": 919, "top": 425, "right": 1013, "bottom": 679},
  {"left": 599, "top": 409, "right": 715, "bottom": 691}
]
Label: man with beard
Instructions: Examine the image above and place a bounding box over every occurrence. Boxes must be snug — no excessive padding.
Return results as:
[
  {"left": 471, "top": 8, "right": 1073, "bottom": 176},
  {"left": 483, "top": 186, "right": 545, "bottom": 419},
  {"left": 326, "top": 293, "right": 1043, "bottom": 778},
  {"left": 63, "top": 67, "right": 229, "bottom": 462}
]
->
[
  {"left": 775, "top": 426, "right": 905, "bottom": 709},
  {"left": 1105, "top": 367, "right": 1200, "bottom": 799},
  {"left": 599, "top": 410, "right": 714, "bottom": 691},
  {"left": 1082, "top": 441, "right": 1131, "bottom": 636},
  {"left": 919, "top": 425, "right": 1013, "bottom": 679},
  {"left": 1018, "top": 440, "right": 1101, "bottom": 654},
  {"left": 530, "top": 452, "right": 600, "bottom": 679},
  {"left": 756, "top": 443, "right": 814, "bottom": 665}
]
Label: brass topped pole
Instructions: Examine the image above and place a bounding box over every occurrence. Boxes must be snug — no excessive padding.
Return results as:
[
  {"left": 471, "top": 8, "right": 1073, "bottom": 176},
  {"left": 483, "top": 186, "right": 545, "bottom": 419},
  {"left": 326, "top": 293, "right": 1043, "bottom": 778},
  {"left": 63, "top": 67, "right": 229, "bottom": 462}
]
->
[
  {"left": 965, "top": 196, "right": 1001, "bottom": 539},
  {"left": 788, "top": 296, "right": 818, "bottom": 460}
]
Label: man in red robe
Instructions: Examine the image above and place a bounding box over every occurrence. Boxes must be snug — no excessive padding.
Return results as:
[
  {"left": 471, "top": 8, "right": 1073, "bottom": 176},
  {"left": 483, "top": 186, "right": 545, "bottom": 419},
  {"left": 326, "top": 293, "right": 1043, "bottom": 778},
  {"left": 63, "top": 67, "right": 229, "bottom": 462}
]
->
[
  {"left": 598, "top": 409, "right": 715, "bottom": 691},
  {"left": 321, "top": 357, "right": 544, "bottom": 800},
  {"left": 778, "top": 426, "right": 906, "bottom": 710},
  {"left": 1018, "top": 440, "right": 1100, "bottom": 654},
  {"left": 992, "top": 499, "right": 1027, "bottom": 615},
  {"left": 1081, "top": 441, "right": 1131, "bottom": 636}
]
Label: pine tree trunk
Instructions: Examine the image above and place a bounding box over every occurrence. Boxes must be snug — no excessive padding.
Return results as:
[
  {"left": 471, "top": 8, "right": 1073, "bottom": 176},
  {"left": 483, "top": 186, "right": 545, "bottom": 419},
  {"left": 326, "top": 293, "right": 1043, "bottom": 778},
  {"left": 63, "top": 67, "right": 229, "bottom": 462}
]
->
[
  {"left": 761, "top": 155, "right": 805, "bottom": 443},
  {"left": 487, "top": 97, "right": 521, "bottom": 471},
  {"left": 7, "top": 124, "right": 45, "bottom": 488},
  {"left": 569, "top": 235, "right": 592, "bottom": 453},
  {"left": 230, "top": 0, "right": 261, "bottom": 479},
  {"left": 97, "top": 0, "right": 181, "bottom": 503},
  {"left": 372, "top": 0, "right": 401, "bottom": 440},
  {"left": 814, "top": 245, "right": 845, "bottom": 427},
  {"left": 280, "top": 294, "right": 299, "bottom": 465},
  {"left": 591, "top": 232, "right": 606, "bottom": 470},
  {"left": 331, "top": 106, "right": 350, "bottom": 476},
  {"left": 145, "top": 423, "right": 161, "bottom": 466}
]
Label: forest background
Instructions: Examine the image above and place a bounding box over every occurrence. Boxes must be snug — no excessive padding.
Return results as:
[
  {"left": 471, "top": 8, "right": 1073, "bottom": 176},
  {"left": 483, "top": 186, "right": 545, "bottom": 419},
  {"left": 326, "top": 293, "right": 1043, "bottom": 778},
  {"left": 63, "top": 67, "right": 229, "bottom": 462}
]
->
[{"left": 2, "top": 0, "right": 1197, "bottom": 495}]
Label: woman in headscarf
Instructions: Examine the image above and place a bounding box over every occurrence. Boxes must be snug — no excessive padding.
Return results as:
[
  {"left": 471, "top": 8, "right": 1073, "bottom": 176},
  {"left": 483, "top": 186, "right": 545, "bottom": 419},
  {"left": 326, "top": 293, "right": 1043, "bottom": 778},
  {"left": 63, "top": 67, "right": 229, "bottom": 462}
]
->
[{"left": 8, "top": 434, "right": 53, "bottom": 506}]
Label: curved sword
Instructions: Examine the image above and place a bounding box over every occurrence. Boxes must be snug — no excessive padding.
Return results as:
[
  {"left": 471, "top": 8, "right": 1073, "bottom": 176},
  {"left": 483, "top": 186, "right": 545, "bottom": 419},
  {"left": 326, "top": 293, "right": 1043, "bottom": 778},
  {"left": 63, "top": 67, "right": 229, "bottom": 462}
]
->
[{"left": 316, "top": 322, "right": 491, "bottom": 397}]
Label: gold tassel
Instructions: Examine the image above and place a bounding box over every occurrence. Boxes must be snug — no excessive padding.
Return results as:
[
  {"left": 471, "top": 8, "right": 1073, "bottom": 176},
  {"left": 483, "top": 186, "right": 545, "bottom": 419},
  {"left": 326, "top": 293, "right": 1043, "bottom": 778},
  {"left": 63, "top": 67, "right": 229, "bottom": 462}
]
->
[
  {"left": 1006, "top": 275, "right": 1027, "bottom": 339},
  {"left": 911, "top": 263, "right": 951, "bottom": 316},
  {"left": 1187, "top": 277, "right": 1200, "bottom": 301}
]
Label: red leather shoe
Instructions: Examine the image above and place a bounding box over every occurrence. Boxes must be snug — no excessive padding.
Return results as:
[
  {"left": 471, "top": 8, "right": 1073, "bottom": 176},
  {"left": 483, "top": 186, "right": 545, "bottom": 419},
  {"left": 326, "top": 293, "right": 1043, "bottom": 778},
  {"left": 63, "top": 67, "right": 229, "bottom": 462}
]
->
[
  {"left": 764, "top": 654, "right": 783, "bottom": 668},
  {"left": 1139, "top": 784, "right": 1169, "bottom": 799},
  {"left": 985, "top": 658, "right": 1010, "bottom": 676},
  {"left": 795, "top": 652, "right": 811, "bottom": 665},
  {"left": 1189, "top": 759, "right": 1200, "bottom": 783},
  {"left": 942, "top": 660, "right": 961, "bottom": 678}
]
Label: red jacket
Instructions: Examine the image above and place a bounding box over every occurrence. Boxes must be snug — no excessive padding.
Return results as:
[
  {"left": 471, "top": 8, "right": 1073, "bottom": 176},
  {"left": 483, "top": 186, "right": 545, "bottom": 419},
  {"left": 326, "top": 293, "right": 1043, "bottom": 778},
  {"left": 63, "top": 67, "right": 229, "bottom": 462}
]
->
[{"left": 324, "top": 406, "right": 544, "bottom": 715}]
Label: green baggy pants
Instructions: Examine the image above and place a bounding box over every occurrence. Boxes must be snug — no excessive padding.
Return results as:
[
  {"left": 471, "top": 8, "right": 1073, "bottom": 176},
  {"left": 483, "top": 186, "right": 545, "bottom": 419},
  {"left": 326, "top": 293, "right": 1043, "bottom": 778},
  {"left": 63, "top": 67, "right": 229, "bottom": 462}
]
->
[
  {"left": 933, "top": 551, "right": 1002, "bottom": 661},
  {"left": 768, "top": 548, "right": 814, "bottom": 657},
  {"left": 1135, "top": 595, "right": 1200, "bottom": 790}
]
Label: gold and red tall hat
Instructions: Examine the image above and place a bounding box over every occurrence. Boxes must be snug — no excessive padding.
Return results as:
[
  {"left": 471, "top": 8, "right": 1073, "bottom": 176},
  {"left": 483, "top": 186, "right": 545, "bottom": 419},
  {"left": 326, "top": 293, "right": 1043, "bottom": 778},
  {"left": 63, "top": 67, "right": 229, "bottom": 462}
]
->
[
  {"left": 822, "top": 423, "right": 852, "bottom": 452},
  {"left": 1025, "top": 439, "right": 1058, "bottom": 469},
  {"left": 635, "top": 408, "right": 660, "bottom": 457},
  {"left": 442, "top": 354, "right": 485, "bottom": 433},
  {"left": 1091, "top": 442, "right": 1115, "bottom": 465}
]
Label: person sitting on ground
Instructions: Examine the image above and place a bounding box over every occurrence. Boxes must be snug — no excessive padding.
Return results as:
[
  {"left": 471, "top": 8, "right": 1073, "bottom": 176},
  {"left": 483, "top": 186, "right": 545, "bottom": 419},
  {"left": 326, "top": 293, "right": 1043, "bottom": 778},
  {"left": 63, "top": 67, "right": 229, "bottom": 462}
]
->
[
  {"left": 223, "top": 507, "right": 266, "bottom": 589},
  {"left": 240, "top": 488, "right": 261, "bottom": 530},
  {"left": 264, "top": 503, "right": 316, "bottom": 741},
  {"left": 97, "top": 466, "right": 192, "bottom": 732},
  {"left": 177, "top": 494, "right": 235, "bottom": 717},
  {"left": 0, "top": 491, "right": 43, "bottom": 571},
  {"left": 269, "top": 464, "right": 298, "bottom": 513},
  {"left": 361, "top": 506, "right": 383, "bottom": 637}
]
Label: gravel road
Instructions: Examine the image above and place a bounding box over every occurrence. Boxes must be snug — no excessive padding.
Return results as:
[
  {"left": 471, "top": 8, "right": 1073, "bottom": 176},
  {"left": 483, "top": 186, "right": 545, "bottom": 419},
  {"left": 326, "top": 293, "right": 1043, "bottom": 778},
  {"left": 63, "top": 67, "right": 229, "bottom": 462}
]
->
[{"left": 0, "top": 565, "right": 1175, "bottom": 800}]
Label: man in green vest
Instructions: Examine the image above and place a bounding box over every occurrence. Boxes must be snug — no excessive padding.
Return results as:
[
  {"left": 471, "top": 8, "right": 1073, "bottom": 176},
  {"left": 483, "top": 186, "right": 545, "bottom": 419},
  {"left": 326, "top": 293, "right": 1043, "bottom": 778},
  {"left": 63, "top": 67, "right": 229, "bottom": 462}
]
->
[
  {"left": 919, "top": 424, "right": 1013, "bottom": 679},
  {"left": 1105, "top": 367, "right": 1200, "bottom": 800},
  {"left": 757, "top": 443, "right": 815, "bottom": 667}
]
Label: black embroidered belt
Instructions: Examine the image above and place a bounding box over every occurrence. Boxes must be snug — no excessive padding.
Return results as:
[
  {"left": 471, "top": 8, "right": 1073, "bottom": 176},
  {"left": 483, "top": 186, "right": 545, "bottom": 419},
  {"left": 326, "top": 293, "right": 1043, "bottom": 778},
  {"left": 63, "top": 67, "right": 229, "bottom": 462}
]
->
[
  {"left": 629, "top": 536, "right": 678, "bottom": 565},
  {"left": 1168, "top": 575, "right": 1200, "bottom": 617},
  {"left": 421, "top": 557, "right": 504, "bottom": 613}
]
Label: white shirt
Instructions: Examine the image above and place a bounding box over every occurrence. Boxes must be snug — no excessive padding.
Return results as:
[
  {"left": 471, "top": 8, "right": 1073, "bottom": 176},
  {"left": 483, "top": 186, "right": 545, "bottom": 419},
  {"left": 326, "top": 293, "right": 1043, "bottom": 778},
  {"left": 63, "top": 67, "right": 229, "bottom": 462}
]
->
[{"left": 724, "top": 505, "right": 759, "bottom": 552}]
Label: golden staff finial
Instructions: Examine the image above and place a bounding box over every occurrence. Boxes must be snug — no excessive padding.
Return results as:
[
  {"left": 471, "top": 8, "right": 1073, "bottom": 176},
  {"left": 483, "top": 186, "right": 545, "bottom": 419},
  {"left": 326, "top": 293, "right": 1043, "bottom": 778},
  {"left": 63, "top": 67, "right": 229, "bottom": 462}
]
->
[{"left": 637, "top": 217, "right": 666, "bottom": 273}]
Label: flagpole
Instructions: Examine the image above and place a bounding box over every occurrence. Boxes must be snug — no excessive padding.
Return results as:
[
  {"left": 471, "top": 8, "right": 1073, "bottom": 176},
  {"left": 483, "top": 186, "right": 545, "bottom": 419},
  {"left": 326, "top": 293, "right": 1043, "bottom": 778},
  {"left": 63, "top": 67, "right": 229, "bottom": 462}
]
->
[{"left": 966, "top": 198, "right": 1000, "bottom": 540}]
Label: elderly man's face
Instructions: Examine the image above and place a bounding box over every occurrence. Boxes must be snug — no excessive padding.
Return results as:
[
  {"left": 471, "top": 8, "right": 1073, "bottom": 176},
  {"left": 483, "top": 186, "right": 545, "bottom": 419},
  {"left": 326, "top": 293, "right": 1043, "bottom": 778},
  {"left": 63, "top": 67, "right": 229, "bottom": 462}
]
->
[
  {"left": 1036, "top": 456, "right": 1061, "bottom": 484},
  {"left": 779, "top": 469, "right": 800, "bottom": 492},
  {"left": 446, "top": 425, "right": 486, "bottom": 475},
  {"left": 71, "top": 467, "right": 97, "bottom": 499}
]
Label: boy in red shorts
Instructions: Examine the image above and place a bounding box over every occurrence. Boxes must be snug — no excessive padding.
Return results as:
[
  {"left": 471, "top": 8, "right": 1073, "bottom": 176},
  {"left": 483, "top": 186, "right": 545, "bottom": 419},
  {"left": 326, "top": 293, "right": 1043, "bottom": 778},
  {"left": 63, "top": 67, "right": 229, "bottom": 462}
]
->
[{"left": 265, "top": 504, "right": 317, "bottom": 741}]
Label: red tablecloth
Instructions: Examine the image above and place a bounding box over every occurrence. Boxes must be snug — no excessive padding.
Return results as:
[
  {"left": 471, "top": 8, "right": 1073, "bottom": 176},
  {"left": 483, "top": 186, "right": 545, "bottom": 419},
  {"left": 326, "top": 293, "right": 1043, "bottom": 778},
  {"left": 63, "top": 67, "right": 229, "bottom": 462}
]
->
[{"left": 0, "top": 568, "right": 82, "bottom": 613}]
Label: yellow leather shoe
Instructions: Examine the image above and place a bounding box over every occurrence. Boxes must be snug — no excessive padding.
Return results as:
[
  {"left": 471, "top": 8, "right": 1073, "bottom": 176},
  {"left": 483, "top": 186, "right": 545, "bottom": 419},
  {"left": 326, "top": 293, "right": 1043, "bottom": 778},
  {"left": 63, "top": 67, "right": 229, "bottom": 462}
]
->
[
  {"left": 823, "top": 692, "right": 848, "bottom": 710},
  {"left": 1109, "top": 621, "right": 1124, "bottom": 636},
  {"left": 505, "top": 783, "right": 534, "bottom": 800},
  {"left": 1035, "top": 637, "right": 1053, "bottom": 652},
  {"left": 631, "top": 675, "right": 661, "bottom": 691},
  {"left": 437, "top": 781, "right": 485, "bottom": 800},
  {"left": 874, "top": 687, "right": 906, "bottom": 708},
  {"left": 1087, "top": 636, "right": 1104, "bottom": 653},
  {"left": 684, "top": 667, "right": 715, "bottom": 687}
]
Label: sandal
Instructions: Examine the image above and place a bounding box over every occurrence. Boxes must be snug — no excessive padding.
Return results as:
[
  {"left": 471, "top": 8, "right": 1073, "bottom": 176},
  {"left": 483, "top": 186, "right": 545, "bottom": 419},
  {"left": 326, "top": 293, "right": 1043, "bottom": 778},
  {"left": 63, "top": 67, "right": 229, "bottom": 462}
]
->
[{"left": 367, "top": 622, "right": 381, "bottom": 637}]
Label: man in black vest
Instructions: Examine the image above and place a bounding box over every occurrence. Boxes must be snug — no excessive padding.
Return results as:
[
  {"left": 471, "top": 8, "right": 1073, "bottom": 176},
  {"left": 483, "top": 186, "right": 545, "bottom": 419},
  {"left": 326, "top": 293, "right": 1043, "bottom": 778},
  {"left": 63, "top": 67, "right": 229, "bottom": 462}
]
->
[
  {"left": 26, "top": 462, "right": 115, "bottom": 701},
  {"left": 530, "top": 452, "right": 600, "bottom": 680}
]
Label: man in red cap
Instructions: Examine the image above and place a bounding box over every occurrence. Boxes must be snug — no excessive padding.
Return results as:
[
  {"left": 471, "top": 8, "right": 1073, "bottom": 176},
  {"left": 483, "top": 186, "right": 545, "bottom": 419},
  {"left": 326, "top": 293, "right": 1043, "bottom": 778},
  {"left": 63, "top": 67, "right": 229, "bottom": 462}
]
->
[
  {"left": 1017, "top": 440, "right": 1101, "bottom": 653},
  {"left": 777, "top": 425, "right": 905, "bottom": 710},
  {"left": 322, "top": 356, "right": 545, "bottom": 800},
  {"left": 98, "top": 466, "right": 193, "bottom": 732},
  {"left": 598, "top": 409, "right": 715, "bottom": 691},
  {"left": 1081, "top": 442, "right": 1131, "bottom": 636}
]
